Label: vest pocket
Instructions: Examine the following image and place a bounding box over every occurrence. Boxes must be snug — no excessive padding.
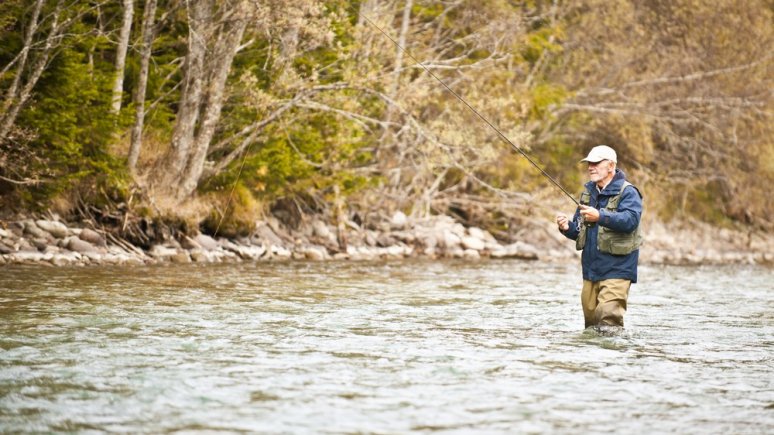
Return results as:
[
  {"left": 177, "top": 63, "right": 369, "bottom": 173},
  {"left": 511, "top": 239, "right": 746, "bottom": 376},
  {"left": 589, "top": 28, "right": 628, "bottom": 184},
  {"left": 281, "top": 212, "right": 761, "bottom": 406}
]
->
[{"left": 598, "top": 227, "right": 639, "bottom": 255}]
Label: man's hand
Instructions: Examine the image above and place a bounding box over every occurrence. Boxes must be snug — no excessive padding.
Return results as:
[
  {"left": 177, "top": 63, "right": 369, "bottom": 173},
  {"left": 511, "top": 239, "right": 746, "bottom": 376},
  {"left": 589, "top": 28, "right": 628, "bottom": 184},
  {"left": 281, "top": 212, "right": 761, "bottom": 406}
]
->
[
  {"left": 556, "top": 214, "right": 570, "bottom": 232},
  {"left": 579, "top": 205, "right": 600, "bottom": 223}
]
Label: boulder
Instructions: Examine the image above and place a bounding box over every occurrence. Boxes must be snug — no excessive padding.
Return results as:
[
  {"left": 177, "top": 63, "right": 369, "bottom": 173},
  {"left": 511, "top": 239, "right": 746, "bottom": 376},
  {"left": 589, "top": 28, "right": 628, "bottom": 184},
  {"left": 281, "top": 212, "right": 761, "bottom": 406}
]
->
[
  {"left": 461, "top": 236, "right": 485, "bottom": 251},
  {"left": 194, "top": 234, "right": 219, "bottom": 251},
  {"left": 503, "top": 241, "right": 539, "bottom": 260},
  {"left": 190, "top": 250, "right": 210, "bottom": 263},
  {"left": 170, "top": 251, "right": 191, "bottom": 263},
  {"left": 467, "top": 226, "right": 486, "bottom": 240},
  {"left": 36, "top": 220, "right": 69, "bottom": 238},
  {"left": 67, "top": 237, "right": 100, "bottom": 254},
  {"left": 23, "top": 222, "right": 51, "bottom": 240},
  {"left": 180, "top": 235, "right": 202, "bottom": 250},
  {"left": 79, "top": 228, "right": 106, "bottom": 247},
  {"left": 0, "top": 241, "right": 15, "bottom": 254},
  {"left": 31, "top": 238, "right": 50, "bottom": 251},
  {"left": 312, "top": 220, "right": 332, "bottom": 239},
  {"left": 254, "top": 223, "right": 284, "bottom": 246},
  {"left": 442, "top": 230, "right": 462, "bottom": 250},
  {"left": 149, "top": 244, "right": 178, "bottom": 258},
  {"left": 302, "top": 245, "right": 327, "bottom": 261}
]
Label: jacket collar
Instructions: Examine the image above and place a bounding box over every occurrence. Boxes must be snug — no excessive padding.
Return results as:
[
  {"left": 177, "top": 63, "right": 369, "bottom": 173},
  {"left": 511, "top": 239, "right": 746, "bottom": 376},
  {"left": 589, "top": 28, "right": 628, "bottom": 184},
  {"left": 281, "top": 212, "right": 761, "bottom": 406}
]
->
[{"left": 585, "top": 169, "right": 627, "bottom": 195}]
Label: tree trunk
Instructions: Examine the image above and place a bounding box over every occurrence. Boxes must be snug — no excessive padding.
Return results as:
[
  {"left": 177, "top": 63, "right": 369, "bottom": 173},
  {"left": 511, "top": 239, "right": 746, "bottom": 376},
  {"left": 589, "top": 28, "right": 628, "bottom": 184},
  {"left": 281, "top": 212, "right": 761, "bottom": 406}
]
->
[
  {"left": 1, "top": 0, "right": 44, "bottom": 118},
  {"left": 110, "top": 0, "right": 134, "bottom": 115},
  {"left": 158, "top": 0, "right": 208, "bottom": 191},
  {"left": 0, "top": 0, "right": 64, "bottom": 142},
  {"left": 128, "top": 0, "right": 158, "bottom": 174},
  {"left": 177, "top": 15, "right": 247, "bottom": 198},
  {"left": 153, "top": 0, "right": 247, "bottom": 201}
]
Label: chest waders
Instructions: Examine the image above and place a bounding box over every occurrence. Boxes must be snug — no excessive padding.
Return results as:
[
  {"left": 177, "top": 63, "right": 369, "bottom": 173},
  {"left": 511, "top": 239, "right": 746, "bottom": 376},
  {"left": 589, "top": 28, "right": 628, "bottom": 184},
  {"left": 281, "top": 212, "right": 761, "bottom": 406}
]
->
[{"left": 576, "top": 181, "right": 643, "bottom": 255}]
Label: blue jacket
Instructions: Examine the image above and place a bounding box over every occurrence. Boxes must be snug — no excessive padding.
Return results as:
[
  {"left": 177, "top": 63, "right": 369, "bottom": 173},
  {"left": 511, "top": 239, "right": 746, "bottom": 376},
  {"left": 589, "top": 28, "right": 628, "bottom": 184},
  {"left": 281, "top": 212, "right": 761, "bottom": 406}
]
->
[{"left": 562, "top": 169, "right": 642, "bottom": 283}]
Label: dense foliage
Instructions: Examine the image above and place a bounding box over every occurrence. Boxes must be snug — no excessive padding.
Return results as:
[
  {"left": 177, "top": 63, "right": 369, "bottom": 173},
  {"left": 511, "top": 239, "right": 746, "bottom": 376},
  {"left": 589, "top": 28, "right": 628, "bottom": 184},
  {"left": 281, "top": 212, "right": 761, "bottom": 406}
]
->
[{"left": 1, "top": 0, "right": 771, "bottom": 235}]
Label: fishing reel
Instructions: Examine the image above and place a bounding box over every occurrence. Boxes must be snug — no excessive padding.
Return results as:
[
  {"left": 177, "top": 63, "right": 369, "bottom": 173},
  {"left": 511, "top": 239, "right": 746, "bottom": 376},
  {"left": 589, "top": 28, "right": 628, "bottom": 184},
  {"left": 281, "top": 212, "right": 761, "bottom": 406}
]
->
[{"left": 579, "top": 194, "right": 596, "bottom": 228}]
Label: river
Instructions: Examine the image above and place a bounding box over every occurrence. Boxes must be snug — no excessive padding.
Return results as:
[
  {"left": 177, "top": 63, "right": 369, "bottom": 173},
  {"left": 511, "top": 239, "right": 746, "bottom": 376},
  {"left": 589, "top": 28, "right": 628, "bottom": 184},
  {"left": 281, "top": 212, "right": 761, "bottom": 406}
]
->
[{"left": 1, "top": 260, "right": 772, "bottom": 433}]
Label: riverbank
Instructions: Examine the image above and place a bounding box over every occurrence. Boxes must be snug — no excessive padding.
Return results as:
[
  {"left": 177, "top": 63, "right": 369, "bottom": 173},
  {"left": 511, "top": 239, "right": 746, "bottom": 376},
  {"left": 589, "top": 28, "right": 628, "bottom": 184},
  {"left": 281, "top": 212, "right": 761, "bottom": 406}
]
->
[{"left": 0, "top": 213, "right": 771, "bottom": 267}]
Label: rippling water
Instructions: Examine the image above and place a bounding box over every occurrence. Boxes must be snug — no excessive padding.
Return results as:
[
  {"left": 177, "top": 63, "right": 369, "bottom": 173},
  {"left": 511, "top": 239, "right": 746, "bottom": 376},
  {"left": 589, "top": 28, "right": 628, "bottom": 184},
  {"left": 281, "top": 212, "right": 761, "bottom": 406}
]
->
[{"left": 1, "top": 260, "right": 772, "bottom": 433}]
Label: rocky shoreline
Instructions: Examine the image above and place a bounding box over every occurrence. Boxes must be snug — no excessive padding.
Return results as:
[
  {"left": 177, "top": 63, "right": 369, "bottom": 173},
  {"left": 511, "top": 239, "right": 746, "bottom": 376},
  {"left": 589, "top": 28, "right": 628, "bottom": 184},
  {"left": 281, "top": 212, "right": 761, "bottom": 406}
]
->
[{"left": 0, "top": 213, "right": 771, "bottom": 267}]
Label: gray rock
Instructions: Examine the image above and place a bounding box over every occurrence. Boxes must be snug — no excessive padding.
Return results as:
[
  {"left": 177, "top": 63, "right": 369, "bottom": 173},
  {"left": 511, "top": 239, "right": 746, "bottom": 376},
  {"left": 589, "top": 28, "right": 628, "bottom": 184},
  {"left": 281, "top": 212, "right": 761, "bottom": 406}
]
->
[
  {"left": 255, "top": 223, "right": 284, "bottom": 246},
  {"left": 0, "top": 241, "right": 14, "bottom": 254},
  {"left": 149, "top": 245, "right": 178, "bottom": 258},
  {"left": 67, "top": 237, "right": 100, "bottom": 254},
  {"left": 79, "top": 228, "right": 106, "bottom": 247},
  {"left": 31, "top": 238, "right": 49, "bottom": 251},
  {"left": 36, "top": 220, "right": 69, "bottom": 238},
  {"left": 503, "top": 241, "right": 539, "bottom": 260},
  {"left": 180, "top": 236, "right": 202, "bottom": 250},
  {"left": 24, "top": 222, "right": 51, "bottom": 240},
  {"left": 311, "top": 220, "right": 331, "bottom": 238},
  {"left": 194, "top": 234, "right": 219, "bottom": 251}
]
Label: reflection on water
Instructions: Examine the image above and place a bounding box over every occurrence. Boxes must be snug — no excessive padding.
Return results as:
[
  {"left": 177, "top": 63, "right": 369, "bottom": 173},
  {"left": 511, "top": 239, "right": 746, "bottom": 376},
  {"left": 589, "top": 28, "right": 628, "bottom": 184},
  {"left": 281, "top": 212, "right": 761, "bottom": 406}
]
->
[{"left": 1, "top": 261, "right": 772, "bottom": 433}]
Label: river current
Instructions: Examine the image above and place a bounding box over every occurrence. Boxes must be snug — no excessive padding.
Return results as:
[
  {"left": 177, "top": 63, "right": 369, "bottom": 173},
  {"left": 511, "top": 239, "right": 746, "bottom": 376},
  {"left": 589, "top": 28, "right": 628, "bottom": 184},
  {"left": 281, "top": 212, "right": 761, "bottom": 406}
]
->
[{"left": 1, "top": 260, "right": 772, "bottom": 433}]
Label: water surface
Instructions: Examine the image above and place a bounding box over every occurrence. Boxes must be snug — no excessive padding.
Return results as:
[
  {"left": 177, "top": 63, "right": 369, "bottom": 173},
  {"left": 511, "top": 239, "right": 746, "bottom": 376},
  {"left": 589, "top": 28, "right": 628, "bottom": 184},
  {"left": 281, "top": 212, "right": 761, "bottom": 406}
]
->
[{"left": 1, "top": 260, "right": 772, "bottom": 433}]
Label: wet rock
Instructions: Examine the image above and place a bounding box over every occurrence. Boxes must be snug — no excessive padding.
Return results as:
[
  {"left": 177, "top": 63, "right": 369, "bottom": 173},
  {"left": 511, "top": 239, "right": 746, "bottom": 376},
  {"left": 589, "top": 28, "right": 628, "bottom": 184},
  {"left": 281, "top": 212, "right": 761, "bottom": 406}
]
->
[
  {"left": 36, "top": 220, "right": 69, "bottom": 238},
  {"left": 0, "top": 228, "right": 9, "bottom": 238},
  {"left": 463, "top": 249, "right": 481, "bottom": 259},
  {"left": 79, "top": 228, "right": 106, "bottom": 247}
]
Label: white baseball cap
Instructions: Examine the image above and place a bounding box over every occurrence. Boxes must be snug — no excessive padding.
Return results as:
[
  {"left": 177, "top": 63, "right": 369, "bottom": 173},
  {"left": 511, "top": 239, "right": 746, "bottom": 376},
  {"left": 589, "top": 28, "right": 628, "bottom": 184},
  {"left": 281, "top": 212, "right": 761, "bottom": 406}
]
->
[{"left": 580, "top": 145, "right": 617, "bottom": 163}]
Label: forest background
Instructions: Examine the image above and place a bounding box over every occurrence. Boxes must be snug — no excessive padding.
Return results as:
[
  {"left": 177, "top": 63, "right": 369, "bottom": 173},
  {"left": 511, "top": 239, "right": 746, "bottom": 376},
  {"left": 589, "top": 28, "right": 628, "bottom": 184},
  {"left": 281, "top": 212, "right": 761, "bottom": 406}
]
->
[{"left": 1, "top": 0, "right": 772, "bottom": 247}]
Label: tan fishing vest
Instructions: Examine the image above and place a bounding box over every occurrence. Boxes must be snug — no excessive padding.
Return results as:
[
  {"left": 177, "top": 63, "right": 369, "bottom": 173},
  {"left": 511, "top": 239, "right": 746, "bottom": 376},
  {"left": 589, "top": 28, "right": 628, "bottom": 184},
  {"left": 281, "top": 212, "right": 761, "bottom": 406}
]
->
[{"left": 576, "top": 181, "right": 643, "bottom": 255}]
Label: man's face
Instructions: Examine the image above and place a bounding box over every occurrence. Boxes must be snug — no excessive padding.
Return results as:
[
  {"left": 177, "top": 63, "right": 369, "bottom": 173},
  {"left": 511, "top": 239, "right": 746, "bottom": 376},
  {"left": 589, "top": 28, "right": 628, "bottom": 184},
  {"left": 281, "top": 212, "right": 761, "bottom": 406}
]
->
[{"left": 587, "top": 160, "right": 614, "bottom": 183}]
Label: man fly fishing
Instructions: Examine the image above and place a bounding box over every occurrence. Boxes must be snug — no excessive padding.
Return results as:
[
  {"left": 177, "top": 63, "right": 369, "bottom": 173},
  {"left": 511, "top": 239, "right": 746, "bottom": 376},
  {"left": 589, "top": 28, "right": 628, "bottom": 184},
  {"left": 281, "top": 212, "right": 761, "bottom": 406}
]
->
[
  {"left": 556, "top": 145, "right": 643, "bottom": 331},
  {"left": 358, "top": 11, "right": 644, "bottom": 331}
]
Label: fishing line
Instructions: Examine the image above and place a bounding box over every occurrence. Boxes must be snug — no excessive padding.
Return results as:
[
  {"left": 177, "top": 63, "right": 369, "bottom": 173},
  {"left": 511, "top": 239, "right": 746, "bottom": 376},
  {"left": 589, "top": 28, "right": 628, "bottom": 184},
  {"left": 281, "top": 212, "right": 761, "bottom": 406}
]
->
[
  {"left": 215, "top": 6, "right": 580, "bottom": 235},
  {"left": 357, "top": 11, "right": 580, "bottom": 207}
]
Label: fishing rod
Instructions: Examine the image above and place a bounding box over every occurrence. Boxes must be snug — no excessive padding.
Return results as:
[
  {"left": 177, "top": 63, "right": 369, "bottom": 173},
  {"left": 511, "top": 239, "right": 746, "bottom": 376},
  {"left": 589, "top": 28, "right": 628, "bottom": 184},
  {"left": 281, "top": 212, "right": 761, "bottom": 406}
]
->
[{"left": 358, "top": 11, "right": 580, "bottom": 207}]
